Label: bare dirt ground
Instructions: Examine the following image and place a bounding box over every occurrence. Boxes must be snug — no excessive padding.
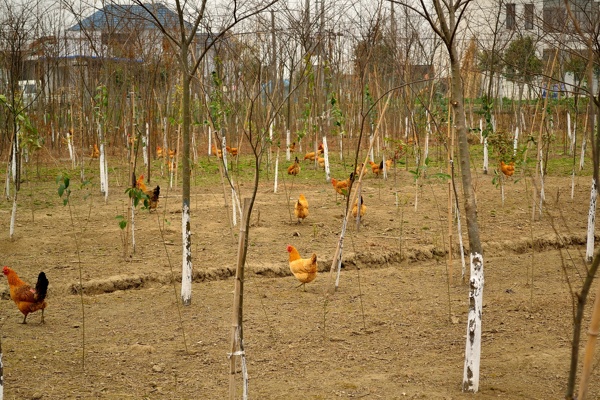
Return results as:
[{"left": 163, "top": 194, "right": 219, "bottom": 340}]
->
[{"left": 0, "top": 156, "right": 598, "bottom": 399}]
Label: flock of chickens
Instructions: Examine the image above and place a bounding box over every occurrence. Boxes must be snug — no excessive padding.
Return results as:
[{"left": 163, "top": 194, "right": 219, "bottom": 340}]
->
[
  {"left": 2, "top": 143, "right": 518, "bottom": 324},
  {"left": 284, "top": 144, "right": 390, "bottom": 290}
]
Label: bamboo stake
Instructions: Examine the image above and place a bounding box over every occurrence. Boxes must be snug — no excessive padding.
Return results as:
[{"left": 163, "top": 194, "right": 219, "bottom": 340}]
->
[
  {"left": 328, "top": 95, "right": 392, "bottom": 294},
  {"left": 212, "top": 130, "right": 235, "bottom": 242},
  {"left": 531, "top": 46, "right": 560, "bottom": 221}
]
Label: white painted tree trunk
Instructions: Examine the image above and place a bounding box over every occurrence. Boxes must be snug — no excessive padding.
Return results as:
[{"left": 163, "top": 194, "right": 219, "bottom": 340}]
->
[
  {"left": 567, "top": 112, "right": 572, "bottom": 155},
  {"left": 274, "top": 149, "right": 279, "bottom": 193},
  {"left": 4, "top": 170, "right": 9, "bottom": 200},
  {"left": 580, "top": 133, "right": 586, "bottom": 171},
  {"left": 208, "top": 126, "right": 212, "bottom": 155},
  {"left": 181, "top": 202, "right": 193, "bottom": 305},
  {"left": 339, "top": 135, "right": 343, "bottom": 160},
  {"left": 98, "top": 124, "right": 106, "bottom": 194},
  {"left": 11, "top": 134, "right": 17, "bottom": 175},
  {"left": 323, "top": 136, "right": 330, "bottom": 182},
  {"left": 586, "top": 178, "right": 597, "bottom": 262},
  {"left": 479, "top": 119, "right": 483, "bottom": 144},
  {"left": 376, "top": 136, "right": 380, "bottom": 158},
  {"left": 424, "top": 130, "right": 429, "bottom": 162},
  {"left": 513, "top": 127, "right": 519, "bottom": 156},
  {"left": 229, "top": 182, "right": 242, "bottom": 230},
  {"left": 191, "top": 126, "right": 198, "bottom": 163},
  {"left": 222, "top": 136, "right": 228, "bottom": 172},
  {"left": 9, "top": 191, "right": 17, "bottom": 239},
  {"left": 103, "top": 147, "right": 109, "bottom": 203},
  {"left": 462, "top": 252, "right": 484, "bottom": 393},
  {"left": 369, "top": 134, "right": 374, "bottom": 162},
  {"left": 143, "top": 122, "right": 149, "bottom": 166},
  {"left": 483, "top": 137, "right": 488, "bottom": 174},
  {"left": 382, "top": 153, "right": 388, "bottom": 180},
  {"left": 98, "top": 123, "right": 108, "bottom": 202},
  {"left": 66, "top": 132, "right": 74, "bottom": 168}
]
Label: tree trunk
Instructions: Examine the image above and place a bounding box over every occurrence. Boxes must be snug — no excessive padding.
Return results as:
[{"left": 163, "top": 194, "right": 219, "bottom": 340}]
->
[
  {"left": 449, "top": 49, "right": 484, "bottom": 393},
  {"left": 229, "top": 198, "right": 252, "bottom": 399},
  {"left": 181, "top": 47, "right": 193, "bottom": 306}
]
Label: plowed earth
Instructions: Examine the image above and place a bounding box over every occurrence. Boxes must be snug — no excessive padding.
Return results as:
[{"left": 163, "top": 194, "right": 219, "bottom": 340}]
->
[{"left": 0, "top": 158, "right": 598, "bottom": 399}]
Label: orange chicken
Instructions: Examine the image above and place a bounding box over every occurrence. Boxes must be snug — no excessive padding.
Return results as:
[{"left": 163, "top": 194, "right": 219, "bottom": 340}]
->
[
  {"left": 331, "top": 173, "right": 354, "bottom": 197},
  {"left": 355, "top": 163, "right": 368, "bottom": 178},
  {"left": 287, "top": 157, "right": 301, "bottom": 175},
  {"left": 317, "top": 157, "right": 325, "bottom": 169},
  {"left": 385, "top": 159, "right": 393, "bottom": 170},
  {"left": 3, "top": 266, "right": 49, "bottom": 324},
  {"left": 286, "top": 245, "right": 318, "bottom": 291},
  {"left": 288, "top": 142, "right": 296, "bottom": 152},
  {"left": 294, "top": 194, "right": 309, "bottom": 223},
  {"left": 90, "top": 143, "right": 100, "bottom": 158},
  {"left": 135, "top": 175, "right": 161, "bottom": 210},
  {"left": 352, "top": 196, "right": 367, "bottom": 218},
  {"left": 500, "top": 161, "right": 515, "bottom": 177},
  {"left": 303, "top": 151, "right": 317, "bottom": 161},
  {"left": 212, "top": 144, "right": 223, "bottom": 158},
  {"left": 226, "top": 145, "right": 238, "bottom": 156},
  {"left": 369, "top": 160, "right": 384, "bottom": 176}
]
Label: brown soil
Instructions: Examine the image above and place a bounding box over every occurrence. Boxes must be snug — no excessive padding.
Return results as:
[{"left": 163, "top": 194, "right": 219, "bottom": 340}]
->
[{"left": 0, "top": 160, "right": 598, "bottom": 399}]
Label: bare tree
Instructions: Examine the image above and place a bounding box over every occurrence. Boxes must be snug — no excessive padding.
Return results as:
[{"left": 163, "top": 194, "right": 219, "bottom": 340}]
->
[
  {"left": 391, "top": 0, "right": 484, "bottom": 392},
  {"left": 111, "top": 0, "right": 279, "bottom": 305}
]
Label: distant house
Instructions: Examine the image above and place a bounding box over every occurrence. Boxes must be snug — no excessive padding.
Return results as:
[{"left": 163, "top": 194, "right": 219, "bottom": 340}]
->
[
  {"left": 465, "top": 0, "right": 598, "bottom": 99},
  {"left": 64, "top": 3, "right": 186, "bottom": 61},
  {"left": 13, "top": 3, "right": 224, "bottom": 104}
]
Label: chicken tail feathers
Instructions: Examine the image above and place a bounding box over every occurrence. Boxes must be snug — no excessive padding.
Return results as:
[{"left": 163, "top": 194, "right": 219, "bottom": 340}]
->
[
  {"left": 311, "top": 253, "right": 317, "bottom": 264},
  {"left": 152, "top": 186, "right": 160, "bottom": 201},
  {"left": 35, "top": 272, "right": 49, "bottom": 301}
]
